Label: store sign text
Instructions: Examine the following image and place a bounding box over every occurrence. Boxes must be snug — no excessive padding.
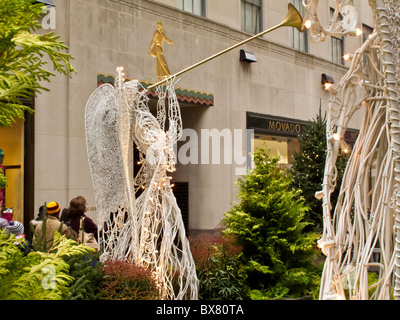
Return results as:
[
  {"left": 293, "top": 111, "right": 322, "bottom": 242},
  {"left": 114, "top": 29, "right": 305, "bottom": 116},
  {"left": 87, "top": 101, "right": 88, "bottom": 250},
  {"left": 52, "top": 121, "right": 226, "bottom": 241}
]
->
[{"left": 268, "top": 120, "right": 301, "bottom": 134}]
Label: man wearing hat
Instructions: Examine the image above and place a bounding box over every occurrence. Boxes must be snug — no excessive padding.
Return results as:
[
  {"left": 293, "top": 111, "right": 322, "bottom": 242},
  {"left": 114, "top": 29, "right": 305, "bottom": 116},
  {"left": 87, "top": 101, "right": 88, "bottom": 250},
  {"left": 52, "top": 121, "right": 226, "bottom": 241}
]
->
[{"left": 34, "top": 201, "right": 71, "bottom": 250}]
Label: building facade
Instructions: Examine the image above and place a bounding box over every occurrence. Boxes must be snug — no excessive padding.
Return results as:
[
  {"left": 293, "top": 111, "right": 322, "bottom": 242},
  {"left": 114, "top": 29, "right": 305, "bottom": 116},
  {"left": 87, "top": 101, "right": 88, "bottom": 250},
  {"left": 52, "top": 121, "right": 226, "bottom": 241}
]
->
[{"left": 0, "top": 0, "right": 375, "bottom": 235}]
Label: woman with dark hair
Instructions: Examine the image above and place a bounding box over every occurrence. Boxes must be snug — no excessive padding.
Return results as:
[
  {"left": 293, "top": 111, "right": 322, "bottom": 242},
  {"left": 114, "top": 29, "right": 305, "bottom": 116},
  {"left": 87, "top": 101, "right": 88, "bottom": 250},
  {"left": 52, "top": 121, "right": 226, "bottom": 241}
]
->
[{"left": 68, "top": 196, "right": 98, "bottom": 241}]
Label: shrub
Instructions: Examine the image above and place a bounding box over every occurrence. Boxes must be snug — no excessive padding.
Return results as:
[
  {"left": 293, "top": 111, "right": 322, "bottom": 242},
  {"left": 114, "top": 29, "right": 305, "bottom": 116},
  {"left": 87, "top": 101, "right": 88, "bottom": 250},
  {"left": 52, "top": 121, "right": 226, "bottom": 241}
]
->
[
  {"left": 190, "top": 233, "right": 248, "bottom": 300},
  {"left": 290, "top": 110, "right": 348, "bottom": 232},
  {"left": 223, "top": 149, "right": 321, "bottom": 300},
  {"left": 64, "top": 251, "right": 103, "bottom": 300},
  {"left": 0, "top": 230, "right": 94, "bottom": 300},
  {"left": 99, "top": 260, "right": 160, "bottom": 300}
]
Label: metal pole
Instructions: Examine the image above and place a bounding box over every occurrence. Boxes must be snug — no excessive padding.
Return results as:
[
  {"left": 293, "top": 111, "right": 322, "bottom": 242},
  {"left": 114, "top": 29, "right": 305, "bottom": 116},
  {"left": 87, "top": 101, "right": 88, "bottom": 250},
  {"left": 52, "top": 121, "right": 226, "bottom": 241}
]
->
[{"left": 147, "top": 24, "right": 283, "bottom": 90}]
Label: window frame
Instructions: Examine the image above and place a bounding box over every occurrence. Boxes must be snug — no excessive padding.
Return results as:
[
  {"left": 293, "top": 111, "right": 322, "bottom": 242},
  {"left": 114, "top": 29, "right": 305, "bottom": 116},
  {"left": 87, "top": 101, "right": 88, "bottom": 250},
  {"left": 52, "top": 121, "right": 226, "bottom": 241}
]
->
[
  {"left": 331, "top": 35, "right": 344, "bottom": 65},
  {"left": 241, "top": 0, "right": 263, "bottom": 35},
  {"left": 177, "top": 0, "right": 206, "bottom": 17},
  {"left": 291, "top": 0, "right": 308, "bottom": 52},
  {"left": 330, "top": 7, "right": 344, "bottom": 65}
]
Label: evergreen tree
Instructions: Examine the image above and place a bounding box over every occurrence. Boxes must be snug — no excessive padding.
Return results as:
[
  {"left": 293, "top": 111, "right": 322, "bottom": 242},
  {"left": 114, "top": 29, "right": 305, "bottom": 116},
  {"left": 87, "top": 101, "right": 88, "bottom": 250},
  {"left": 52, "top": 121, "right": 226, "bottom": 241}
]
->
[
  {"left": 64, "top": 251, "right": 103, "bottom": 300},
  {"left": 0, "top": 0, "right": 76, "bottom": 128},
  {"left": 223, "top": 149, "right": 321, "bottom": 300},
  {"left": 0, "top": 231, "right": 93, "bottom": 300},
  {"left": 0, "top": 0, "right": 76, "bottom": 190},
  {"left": 290, "top": 110, "right": 348, "bottom": 232},
  {"left": 0, "top": 168, "right": 6, "bottom": 188}
]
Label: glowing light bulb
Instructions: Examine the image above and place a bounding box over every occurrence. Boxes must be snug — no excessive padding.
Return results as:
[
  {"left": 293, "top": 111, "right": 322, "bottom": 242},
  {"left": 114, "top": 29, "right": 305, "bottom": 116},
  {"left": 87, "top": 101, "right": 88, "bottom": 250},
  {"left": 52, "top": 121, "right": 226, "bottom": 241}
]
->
[
  {"left": 343, "top": 53, "right": 352, "bottom": 61},
  {"left": 356, "top": 28, "right": 362, "bottom": 36},
  {"left": 304, "top": 20, "right": 312, "bottom": 29},
  {"left": 324, "top": 83, "right": 332, "bottom": 90},
  {"left": 333, "top": 133, "right": 340, "bottom": 141}
]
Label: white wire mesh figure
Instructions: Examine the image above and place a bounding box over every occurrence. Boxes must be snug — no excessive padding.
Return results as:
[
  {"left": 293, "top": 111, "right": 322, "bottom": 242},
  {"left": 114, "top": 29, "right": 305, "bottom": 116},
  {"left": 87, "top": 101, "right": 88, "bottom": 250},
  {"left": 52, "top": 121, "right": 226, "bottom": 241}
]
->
[
  {"left": 303, "top": 0, "right": 360, "bottom": 43},
  {"left": 303, "top": 0, "right": 400, "bottom": 299},
  {"left": 85, "top": 67, "right": 198, "bottom": 300}
]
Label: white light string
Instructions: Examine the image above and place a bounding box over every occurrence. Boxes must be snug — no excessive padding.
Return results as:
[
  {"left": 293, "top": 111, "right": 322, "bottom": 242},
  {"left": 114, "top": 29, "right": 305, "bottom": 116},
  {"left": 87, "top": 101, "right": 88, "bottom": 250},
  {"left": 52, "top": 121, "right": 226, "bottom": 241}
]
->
[
  {"left": 85, "top": 67, "right": 198, "bottom": 300},
  {"left": 302, "top": 0, "right": 362, "bottom": 43},
  {"left": 305, "top": 0, "right": 400, "bottom": 299}
]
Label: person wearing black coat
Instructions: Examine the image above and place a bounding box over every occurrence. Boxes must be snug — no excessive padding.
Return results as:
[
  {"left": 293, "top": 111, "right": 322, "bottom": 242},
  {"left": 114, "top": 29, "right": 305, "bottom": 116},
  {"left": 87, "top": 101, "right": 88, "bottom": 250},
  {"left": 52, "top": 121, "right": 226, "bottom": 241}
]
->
[{"left": 65, "top": 196, "right": 98, "bottom": 241}]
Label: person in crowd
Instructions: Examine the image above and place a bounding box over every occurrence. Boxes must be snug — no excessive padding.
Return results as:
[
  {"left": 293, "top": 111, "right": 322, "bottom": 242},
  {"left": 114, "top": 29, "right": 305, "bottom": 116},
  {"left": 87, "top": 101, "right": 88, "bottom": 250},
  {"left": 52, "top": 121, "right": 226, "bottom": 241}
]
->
[
  {"left": 0, "top": 217, "right": 8, "bottom": 231},
  {"left": 31, "top": 205, "right": 44, "bottom": 228},
  {"left": 60, "top": 207, "right": 71, "bottom": 226},
  {"left": 6, "top": 220, "right": 33, "bottom": 255},
  {"left": 34, "top": 201, "right": 71, "bottom": 249},
  {"left": 67, "top": 196, "right": 98, "bottom": 241},
  {"left": 60, "top": 207, "right": 77, "bottom": 240},
  {"left": 6, "top": 220, "right": 24, "bottom": 237}
]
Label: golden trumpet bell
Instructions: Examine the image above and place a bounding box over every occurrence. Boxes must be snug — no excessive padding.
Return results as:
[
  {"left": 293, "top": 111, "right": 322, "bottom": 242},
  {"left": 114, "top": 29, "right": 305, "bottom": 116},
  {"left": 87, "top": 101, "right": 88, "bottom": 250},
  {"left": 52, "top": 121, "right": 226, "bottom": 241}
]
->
[{"left": 281, "top": 3, "right": 304, "bottom": 32}]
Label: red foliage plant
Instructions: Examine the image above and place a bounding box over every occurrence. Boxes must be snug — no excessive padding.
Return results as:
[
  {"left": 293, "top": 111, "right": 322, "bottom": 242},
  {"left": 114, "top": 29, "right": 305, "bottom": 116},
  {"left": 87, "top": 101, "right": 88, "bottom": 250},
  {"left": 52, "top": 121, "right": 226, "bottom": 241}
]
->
[
  {"left": 189, "top": 233, "right": 242, "bottom": 270},
  {"left": 100, "top": 259, "right": 160, "bottom": 300}
]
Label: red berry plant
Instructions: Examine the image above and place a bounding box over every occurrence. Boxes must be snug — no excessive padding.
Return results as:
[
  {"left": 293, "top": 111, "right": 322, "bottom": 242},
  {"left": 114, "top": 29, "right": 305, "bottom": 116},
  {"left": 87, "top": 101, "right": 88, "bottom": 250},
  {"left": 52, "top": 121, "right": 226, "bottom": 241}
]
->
[
  {"left": 189, "top": 232, "right": 248, "bottom": 300},
  {"left": 99, "top": 259, "right": 160, "bottom": 300}
]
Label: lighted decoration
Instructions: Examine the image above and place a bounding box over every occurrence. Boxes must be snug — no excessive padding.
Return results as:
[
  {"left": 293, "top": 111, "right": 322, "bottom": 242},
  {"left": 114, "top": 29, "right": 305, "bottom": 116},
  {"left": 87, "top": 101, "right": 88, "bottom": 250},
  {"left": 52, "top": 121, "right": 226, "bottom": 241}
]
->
[
  {"left": 85, "top": 67, "right": 198, "bottom": 300},
  {"left": 84, "top": 6, "right": 304, "bottom": 300},
  {"left": 302, "top": 0, "right": 361, "bottom": 43},
  {"left": 305, "top": 0, "right": 400, "bottom": 300}
]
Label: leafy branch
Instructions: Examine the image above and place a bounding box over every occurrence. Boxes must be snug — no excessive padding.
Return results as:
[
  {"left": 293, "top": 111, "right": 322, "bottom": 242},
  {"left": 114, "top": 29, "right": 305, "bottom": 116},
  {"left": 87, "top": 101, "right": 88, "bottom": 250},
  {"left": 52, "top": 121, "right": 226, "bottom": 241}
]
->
[{"left": 0, "top": 0, "right": 76, "bottom": 127}]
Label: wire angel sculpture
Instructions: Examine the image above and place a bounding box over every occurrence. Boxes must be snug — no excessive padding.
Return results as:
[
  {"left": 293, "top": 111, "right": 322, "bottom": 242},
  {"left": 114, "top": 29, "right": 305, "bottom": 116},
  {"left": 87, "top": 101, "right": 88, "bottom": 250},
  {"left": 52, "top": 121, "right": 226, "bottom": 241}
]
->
[
  {"left": 85, "top": 67, "right": 198, "bottom": 300},
  {"left": 303, "top": 0, "right": 400, "bottom": 300},
  {"left": 303, "top": 0, "right": 360, "bottom": 43}
]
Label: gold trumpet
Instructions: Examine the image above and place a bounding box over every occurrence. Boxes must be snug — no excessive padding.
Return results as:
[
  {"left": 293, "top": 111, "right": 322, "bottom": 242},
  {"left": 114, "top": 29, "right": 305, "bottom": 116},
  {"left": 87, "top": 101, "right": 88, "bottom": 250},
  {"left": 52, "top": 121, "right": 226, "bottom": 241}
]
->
[{"left": 148, "top": 3, "right": 303, "bottom": 90}]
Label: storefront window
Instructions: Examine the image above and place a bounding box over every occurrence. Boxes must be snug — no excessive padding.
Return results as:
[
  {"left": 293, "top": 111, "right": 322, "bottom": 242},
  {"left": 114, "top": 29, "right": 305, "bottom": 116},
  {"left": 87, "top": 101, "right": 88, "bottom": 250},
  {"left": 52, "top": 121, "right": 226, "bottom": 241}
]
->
[
  {"left": 250, "top": 133, "right": 300, "bottom": 169},
  {"left": 247, "top": 112, "right": 305, "bottom": 170},
  {"left": 246, "top": 112, "right": 358, "bottom": 172}
]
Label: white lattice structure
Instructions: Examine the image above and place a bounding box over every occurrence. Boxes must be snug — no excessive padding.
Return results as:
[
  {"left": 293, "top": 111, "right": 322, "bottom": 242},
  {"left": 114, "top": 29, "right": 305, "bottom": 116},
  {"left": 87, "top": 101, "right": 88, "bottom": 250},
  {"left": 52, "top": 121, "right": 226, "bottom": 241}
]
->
[
  {"left": 303, "top": 0, "right": 400, "bottom": 300},
  {"left": 85, "top": 67, "right": 198, "bottom": 300}
]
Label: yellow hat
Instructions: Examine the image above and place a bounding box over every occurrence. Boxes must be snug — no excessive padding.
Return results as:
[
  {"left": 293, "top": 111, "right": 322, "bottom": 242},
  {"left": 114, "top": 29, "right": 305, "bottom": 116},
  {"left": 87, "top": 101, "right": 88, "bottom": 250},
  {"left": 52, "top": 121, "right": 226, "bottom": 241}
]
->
[{"left": 46, "top": 201, "right": 61, "bottom": 215}]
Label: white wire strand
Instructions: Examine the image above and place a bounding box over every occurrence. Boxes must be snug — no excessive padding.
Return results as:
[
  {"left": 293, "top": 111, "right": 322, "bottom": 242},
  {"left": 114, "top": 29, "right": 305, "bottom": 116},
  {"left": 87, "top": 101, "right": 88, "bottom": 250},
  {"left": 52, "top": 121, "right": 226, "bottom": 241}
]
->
[
  {"left": 85, "top": 68, "right": 198, "bottom": 300},
  {"left": 308, "top": 0, "right": 400, "bottom": 300}
]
